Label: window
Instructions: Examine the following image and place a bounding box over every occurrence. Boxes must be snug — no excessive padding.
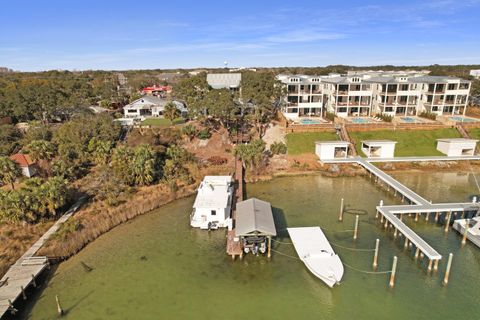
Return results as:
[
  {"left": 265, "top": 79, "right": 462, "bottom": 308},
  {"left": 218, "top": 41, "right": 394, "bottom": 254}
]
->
[
  {"left": 400, "top": 84, "right": 409, "bottom": 91},
  {"left": 447, "top": 83, "right": 457, "bottom": 90},
  {"left": 211, "top": 210, "right": 216, "bottom": 216},
  {"left": 385, "top": 107, "right": 393, "bottom": 112},
  {"left": 338, "top": 107, "right": 347, "bottom": 113}
]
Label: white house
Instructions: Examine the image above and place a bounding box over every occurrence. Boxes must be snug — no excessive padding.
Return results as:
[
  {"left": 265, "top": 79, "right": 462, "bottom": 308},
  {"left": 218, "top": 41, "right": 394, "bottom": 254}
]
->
[
  {"left": 361, "top": 140, "right": 397, "bottom": 158},
  {"left": 315, "top": 141, "right": 349, "bottom": 161},
  {"left": 470, "top": 70, "right": 480, "bottom": 79},
  {"left": 123, "top": 96, "right": 187, "bottom": 119},
  {"left": 190, "top": 176, "right": 234, "bottom": 230},
  {"left": 436, "top": 138, "right": 478, "bottom": 157}
]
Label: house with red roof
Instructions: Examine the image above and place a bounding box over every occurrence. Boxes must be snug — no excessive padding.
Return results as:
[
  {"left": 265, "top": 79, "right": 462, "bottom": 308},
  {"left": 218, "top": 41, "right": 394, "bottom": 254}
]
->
[
  {"left": 141, "top": 85, "right": 172, "bottom": 97},
  {"left": 9, "top": 153, "right": 37, "bottom": 177}
]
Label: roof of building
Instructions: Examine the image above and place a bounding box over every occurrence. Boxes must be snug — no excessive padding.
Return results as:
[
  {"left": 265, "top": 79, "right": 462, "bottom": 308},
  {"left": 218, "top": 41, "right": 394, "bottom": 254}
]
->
[
  {"left": 437, "top": 138, "right": 478, "bottom": 143},
  {"left": 315, "top": 141, "right": 350, "bottom": 146},
  {"left": 193, "top": 176, "right": 233, "bottom": 209},
  {"left": 124, "top": 96, "right": 186, "bottom": 111},
  {"left": 361, "top": 140, "right": 397, "bottom": 145},
  {"left": 9, "top": 153, "right": 35, "bottom": 167},
  {"left": 235, "top": 198, "right": 276, "bottom": 237},
  {"left": 206, "top": 73, "right": 241, "bottom": 89},
  {"left": 409, "top": 76, "right": 470, "bottom": 84}
]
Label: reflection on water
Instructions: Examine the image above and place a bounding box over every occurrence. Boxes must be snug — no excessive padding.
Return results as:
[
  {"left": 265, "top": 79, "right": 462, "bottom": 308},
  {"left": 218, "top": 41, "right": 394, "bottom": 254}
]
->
[{"left": 23, "top": 171, "right": 480, "bottom": 320}]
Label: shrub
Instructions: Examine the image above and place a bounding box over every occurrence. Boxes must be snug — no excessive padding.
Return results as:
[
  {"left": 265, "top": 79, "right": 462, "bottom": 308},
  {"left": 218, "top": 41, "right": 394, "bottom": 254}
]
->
[
  {"left": 325, "top": 112, "right": 335, "bottom": 122},
  {"left": 419, "top": 111, "right": 437, "bottom": 120},
  {"left": 207, "top": 156, "right": 228, "bottom": 165},
  {"left": 270, "top": 142, "right": 287, "bottom": 155},
  {"left": 197, "top": 128, "right": 211, "bottom": 140},
  {"left": 182, "top": 124, "right": 197, "bottom": 141},
  {"left": 377, "top": 113, "right": 393, "bottom": 122}
]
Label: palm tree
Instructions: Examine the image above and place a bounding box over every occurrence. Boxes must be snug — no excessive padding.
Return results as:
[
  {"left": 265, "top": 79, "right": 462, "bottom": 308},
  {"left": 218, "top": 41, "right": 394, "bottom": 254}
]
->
[
  {"left": 40, "top": 177, "right": 68, "bottom": 217},
  {"left": 0, "top": 156, "right": 22, "bottom": 190},
  {"left": 164, "top": 101, "right": 181, "bottom": 124}
]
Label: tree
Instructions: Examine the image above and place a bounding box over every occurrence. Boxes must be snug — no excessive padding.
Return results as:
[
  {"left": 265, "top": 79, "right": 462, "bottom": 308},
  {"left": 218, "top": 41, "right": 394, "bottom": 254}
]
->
[
  {"left": 111, "top": 145, "right": 161, "bottom": 186},
  {"left": 25, "top": 140, "right": 56, "bottom": 162},
  {"left": 0, "top": 125, "right": 22, "bottom": 156},
  {"left": 205, "top": 89, "right": 237, "bottom": 128},
  {"left": 174, "top": 74, "right": 210, "bottom": 118},
  {"left": 87, "top": 138, "right": 113, "bottom": 165},
  {"left": 0, "top": 156, "right": 22, "bottom": 189},
  {"left": 39, "top": 176, "right": 69, "bottom": 216},
  {"left": 164, "top": 101, "right": 180, "bottom": 124},
  {"left": 233, "top": 139, "right": 266, "bottom": 172}
]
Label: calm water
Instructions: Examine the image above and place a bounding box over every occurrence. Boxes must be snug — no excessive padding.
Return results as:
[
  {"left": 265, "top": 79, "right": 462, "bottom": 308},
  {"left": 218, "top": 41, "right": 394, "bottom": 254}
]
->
[{"left": 23, "top": 171, "right": 480, "bottom": 320}]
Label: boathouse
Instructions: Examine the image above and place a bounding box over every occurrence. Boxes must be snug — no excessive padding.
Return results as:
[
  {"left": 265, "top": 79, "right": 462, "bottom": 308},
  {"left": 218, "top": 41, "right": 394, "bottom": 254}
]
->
[
  {"left": 315, "top": 141, "right": 349, "bottom": 161},
  {"left": 436, "top": 138, "right": 478, "bottom": 157},
  {"left": 235, "top": 198, "right": 276, "bottom": 256},
  {"left": 190, "top": 176, "right": 233, "bottom": 230},
  {"left": 361, "top": 140, "right": 397, "bottom": 158}
]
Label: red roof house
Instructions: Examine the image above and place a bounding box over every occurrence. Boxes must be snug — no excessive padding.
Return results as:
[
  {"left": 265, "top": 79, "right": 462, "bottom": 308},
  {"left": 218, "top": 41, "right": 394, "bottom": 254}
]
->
[{"left": 9, "top": 154, "right": 37, "bottom": 177}]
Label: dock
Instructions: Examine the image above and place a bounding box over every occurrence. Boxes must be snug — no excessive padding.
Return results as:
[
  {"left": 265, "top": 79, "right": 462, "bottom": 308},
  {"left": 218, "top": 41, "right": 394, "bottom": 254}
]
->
[
  {"left": 226, "top": 157, "right": 244, "bottom": 258},
  {"left": 325, "top": 156, "right": 480, "bottom": 269},
  {"left": 0, "top": 197, "right": 86, "bottom": 317}
]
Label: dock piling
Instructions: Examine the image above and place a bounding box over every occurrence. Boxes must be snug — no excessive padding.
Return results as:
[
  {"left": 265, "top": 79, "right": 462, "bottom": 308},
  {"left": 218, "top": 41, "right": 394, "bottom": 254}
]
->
[
  {"left": 389, "top": 256, "right": 398, "bottom": 288},
  {"left": 31, "top": 274, "right": 37, "bottom": 288},
  {"left": 403, "top": 238, "right": 408, "bottom": 250},
  {"left": 20, "top": 286, "right": 26, "bottom": 300},
  {"left": 353, "top": 215, "right": 359, "bottom": 240},
  {"left": 434, "top": 212, "right": 439, "bottom": 223},
  {"left": 444, "top": 211, "right": 451, "bottom": 232},
  {"left": 8, "top": 300, "right": 17, "bottom": 315},
  {"left": 339, "top": 198, "right": 344, "bottom": 222},
  {"left": 373, "top": 239, "right": 379, "bottom": 269},
  {"left": 443, "top": 253, "right": 453, "bottom": 286},
  {"left": 428, "top": 259, "right": 433, "bottom": 272},
  {"left": 56, "top": 295, "right": 64, "bottom": 316},
  {"left": 414, "top": 247, "right": 420, "bottom": 260},
  {"left": 462, "top": 220, "right": 469, "bottom": 245},
  {"left": 434, "top": 259, "right": 439, "bottom": 272}
]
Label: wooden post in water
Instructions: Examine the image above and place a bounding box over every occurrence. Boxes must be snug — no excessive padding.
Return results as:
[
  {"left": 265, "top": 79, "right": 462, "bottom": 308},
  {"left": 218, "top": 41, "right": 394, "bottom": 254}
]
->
[
  {"left": 31, "top": 274, "right": 37, "bottom": 288},
  {"left": 339, "top": 198, "right": 344, "bottom": 222},
  {"left": 443, "top": 253, "right": 453, "bottom": 286},
  {"left": 353, "top": 215, "right": 359, "bottom": 240},
  {"left": 414, "top": 247, "right": 420, "bottom": 260},
  {"left": 267, "top": 237, "right": 272, "bottom": 258},
  {"left": 55, "top": 295, "right": 64, "bottom": 316},
  {"left": 414, "top": 212, "right": 419, "bottom": 222},
  {"left": 434, "top": 259, "right": 439, "bottom": 272},
  {"left": 373, "top": 239, "right": 380, "bottom": 269},
  {"left": 380, "top": 214, "right": 384, "bottom": 223},
  {"left": 384, "top": 219, "right": 388, "bottom": 229},
  {"left": 428, "top": 259, "right": 433, "bottom": 272},
  {"left": 404, "top": 237, "right": 409, "bottom": 249},
  {"left": 434, "top": 212, "right": 439, "bottom": 223},
  {"left": 444, "top": 211, "right": 451, "bottom": 232},
  {"left": 389, "top": 256, "right": 398, "bottom": 288},
  {"left": 21, "top": 286, "right": 26, "bottom": 300},
  {"left": 8, "top": 299, "right": 17, "bottom": 315},
  {"left": 425, "top": 212, "right": 429, "bottom": 222},
  {"left": 393, "top": 227, "right": 398, "bottom": 238},
  {"left": 462, "top": 220, "right": 469, "bottom": 246}
]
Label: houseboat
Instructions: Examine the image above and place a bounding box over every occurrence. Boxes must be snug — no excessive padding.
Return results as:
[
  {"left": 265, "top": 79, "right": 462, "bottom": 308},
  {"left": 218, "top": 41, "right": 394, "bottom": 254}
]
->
[{"left": 190, "top": 176, "right": 234, "bottom": 230}]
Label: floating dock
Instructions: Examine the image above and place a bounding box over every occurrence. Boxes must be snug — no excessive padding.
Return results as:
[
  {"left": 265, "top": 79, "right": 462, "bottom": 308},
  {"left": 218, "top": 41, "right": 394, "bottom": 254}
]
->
[{"left": 287, "top": 227, "right": 344, "bottom": 288}]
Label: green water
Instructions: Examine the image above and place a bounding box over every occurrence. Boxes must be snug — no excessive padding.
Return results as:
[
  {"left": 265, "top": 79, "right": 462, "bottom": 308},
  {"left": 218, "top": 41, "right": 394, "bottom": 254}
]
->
[{"left": 23, "top": 171, "right": 480, "bottom": 320}]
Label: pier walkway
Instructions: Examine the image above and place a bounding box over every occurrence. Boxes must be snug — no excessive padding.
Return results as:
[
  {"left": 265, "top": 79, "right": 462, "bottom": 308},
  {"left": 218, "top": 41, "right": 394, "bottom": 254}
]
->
[
  {"left": 0, "top": 197, "right": 87, "bottom": 317},
  {"left": 324, "top": 155, "right": 480, "bottom": 266}
]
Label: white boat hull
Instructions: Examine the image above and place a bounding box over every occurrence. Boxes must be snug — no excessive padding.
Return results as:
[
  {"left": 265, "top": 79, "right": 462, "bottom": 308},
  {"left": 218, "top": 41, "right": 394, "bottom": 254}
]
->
[
  {"left": 288, "top": 227, "right": 344, "bottom": 287},
  {"left": 453, "top": 218, "right": 480, "bottom": 248}
]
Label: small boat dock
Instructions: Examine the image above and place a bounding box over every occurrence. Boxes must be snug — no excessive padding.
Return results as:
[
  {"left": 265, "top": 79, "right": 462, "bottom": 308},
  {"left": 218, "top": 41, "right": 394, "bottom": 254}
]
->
[{"left": 226, "top": 157, "right": 244, "bottom": 259}]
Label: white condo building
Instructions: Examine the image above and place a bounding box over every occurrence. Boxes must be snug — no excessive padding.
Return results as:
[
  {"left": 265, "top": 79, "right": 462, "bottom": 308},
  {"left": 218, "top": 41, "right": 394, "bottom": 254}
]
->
[{"left": 277, "top": 71, "right": 471, "bottom": 119}]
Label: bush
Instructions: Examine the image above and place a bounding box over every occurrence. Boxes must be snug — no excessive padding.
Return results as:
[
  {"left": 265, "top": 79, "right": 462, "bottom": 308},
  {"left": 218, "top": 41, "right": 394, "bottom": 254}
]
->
[
  {"left": 197, "top": 128, "right": 211, "bottom": 140},
  {"left": 182, "top": 124, "right": 197, "bottom": 141},
  {"left": 419, "top": 111, "right": 437, "bottom": 120},
  {"left": 270, "top": 142, "right": 287, "bottom": 155},
  {"left": 377, "top": 113, "right": 393, "bottom": 122},
  {"left": 207, "top": 156, "right": 228, "bottom": 165},
  {"left": 325, "top": 112, "right": 335, "bottom": 122}
]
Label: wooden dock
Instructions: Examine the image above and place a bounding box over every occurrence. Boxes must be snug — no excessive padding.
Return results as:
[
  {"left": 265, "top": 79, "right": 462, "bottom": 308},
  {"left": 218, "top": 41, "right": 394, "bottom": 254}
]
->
[
  {"left": 325, "top": 156, "right": 480, "bottom": 269},
  {"left": 226, "top": 157, "right": 244, "bottom": 259},
  {"left": 0, "top": 197, "right": 87, "bottom": 317}
]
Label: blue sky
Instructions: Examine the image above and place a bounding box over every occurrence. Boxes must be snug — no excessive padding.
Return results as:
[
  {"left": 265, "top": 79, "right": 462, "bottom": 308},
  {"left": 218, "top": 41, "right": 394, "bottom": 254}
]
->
[{"left": 0, "top": 0, "right": 479, "bottom": 71}]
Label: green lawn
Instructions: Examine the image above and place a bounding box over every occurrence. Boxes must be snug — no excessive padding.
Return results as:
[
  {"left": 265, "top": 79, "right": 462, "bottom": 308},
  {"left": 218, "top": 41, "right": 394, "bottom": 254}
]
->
[
  {"left": 286, "top": 132, "right": 339, "bottom": 155},
  {"left": 467, "top": 128, "right": 480, "bottom": 140},
  {"left": 141, "top": 117, "right": 185, "bottom": 127},
  {"left": 350, "top": 128, "right": 462, "bottom": 157}
]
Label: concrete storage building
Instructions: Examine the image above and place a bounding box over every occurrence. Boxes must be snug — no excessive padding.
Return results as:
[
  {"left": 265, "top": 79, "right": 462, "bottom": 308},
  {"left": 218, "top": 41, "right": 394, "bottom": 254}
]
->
[
  {"left": 315, "top": 141, "right": 350, "bottom": 161},
  {"left": 361, "top": 140, "right": 397, "bottom": 158},
  {"left": 436, "top": 138, "right": 478, "bottom": 157}
]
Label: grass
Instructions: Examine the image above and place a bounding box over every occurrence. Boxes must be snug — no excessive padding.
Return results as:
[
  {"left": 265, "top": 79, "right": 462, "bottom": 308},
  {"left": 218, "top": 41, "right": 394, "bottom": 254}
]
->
[
  {"left": 467, "top": 128, "right": 480, "bottom": 140},
  {"left": 286, "top": 132, "right": 339, "bottom": 155},
  {"left": 349, "top": 128, "right": 462, "bottom": 157},
  {"left": 142, "top": 117, "right": 184, "bottom": 127}
]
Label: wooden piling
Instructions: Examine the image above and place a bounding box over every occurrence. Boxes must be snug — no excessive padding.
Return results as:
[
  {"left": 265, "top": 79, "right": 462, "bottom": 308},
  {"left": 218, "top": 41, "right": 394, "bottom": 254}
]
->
[
  {"left": 425, "top": 212, "right": 429, "bottom": 222},
  {"left": 8, "top": 299, "right": 17, "bottom": 315},
  {"left": 383, "top": 219, "right": 388, "bottom": 229},
  {"left": 389, "top": 256, "right": 398, "bottom": 288},
  {"left": 444, "top": 211, "right": 451, "bottom": 232},
  {"left": 267, "top": 237, "right": 272, "bottom": 258},
  {"left": 414, "top": 212, "right": 419, "bottom": 222},
  {"left": 380, "top": 214, "right": 384, "bottom": 223},
  {"left": 393, "top": 227, "right": 398, "bottom": 238},
  {"left": 56, "top": 295, "right": 64, "bottom": 316},
  {"left": 373, "top": 239, "right": 380, "bottom": 269},
  {"left": 462, "top": 220, "right": 469, "bottom": 245},
  {"left": 443, "top": 253, "right": 453, "bottom": 285},
  {"left": 31, "top": 274, "right": 37, "bottom": 288},
  {"left": 339, "top": 198, "right": 344, "bottom": 222},
  {"left": 353, "top": 215, "right": 359, "bottom": 240},
  {"left": 434, "top": 259, "right": 439, "bottom": 272},
  {"left": 434, "top": 212, "right": 439, "bottom": 223},
  {"left": 415, "top": 247, "right": 420, "bottom": 259},
  {"left": 428, "top": 259, "right": 433, "bottom": 272},
  {"left": 21, "top": 286, "right": 26, "bottom": 300},
  {"left": 404, "top": 237, "right": 408, "bottom": 249}
]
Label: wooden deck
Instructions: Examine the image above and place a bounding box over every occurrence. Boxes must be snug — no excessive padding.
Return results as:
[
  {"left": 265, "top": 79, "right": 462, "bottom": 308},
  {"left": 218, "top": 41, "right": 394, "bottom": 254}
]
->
[
  {"left": 226, "top": 157, "right": 245, "bottom": 258},
  {"left": 0, "top": 196, "right": 87, "bottom": 317}
]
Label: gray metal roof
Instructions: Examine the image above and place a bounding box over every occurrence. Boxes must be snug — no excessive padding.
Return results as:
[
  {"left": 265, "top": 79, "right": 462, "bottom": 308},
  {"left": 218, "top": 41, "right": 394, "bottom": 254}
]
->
[
  {"left": 207, "top": 73, "right": 241, "bottom": 89},
  {"left": 235, "top": 198, "right": 276, "bottom": 237},
  {"left": 408, "top": 76, "right": 470, "bottom": 84},
  {"left": 124, "top": 96, "right": 186, "bottom": 112}
]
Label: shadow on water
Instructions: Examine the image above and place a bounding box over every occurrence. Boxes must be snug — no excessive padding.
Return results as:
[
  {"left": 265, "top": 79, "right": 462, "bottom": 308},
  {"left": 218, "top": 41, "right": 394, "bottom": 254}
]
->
[{"left": 272, "top": 206, "right": 289, "bottom": 238}]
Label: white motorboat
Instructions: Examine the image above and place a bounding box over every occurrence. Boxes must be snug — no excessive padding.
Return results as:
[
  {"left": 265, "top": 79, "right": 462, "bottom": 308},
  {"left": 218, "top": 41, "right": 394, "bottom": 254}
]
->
[
  {"left": 287, "top": 227, "right": 344, "bottom": 288},
  {"left": 453, "top": 216, "right": 480, "bottom": 248}
]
